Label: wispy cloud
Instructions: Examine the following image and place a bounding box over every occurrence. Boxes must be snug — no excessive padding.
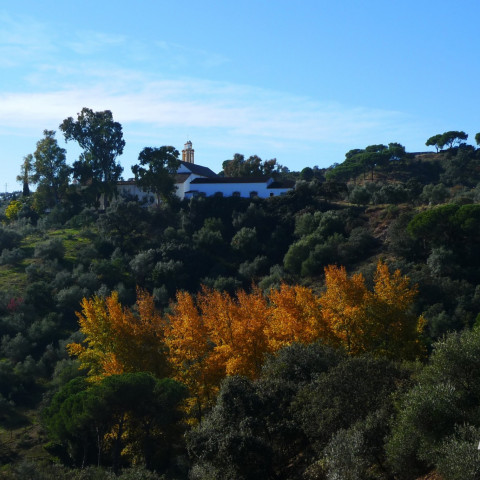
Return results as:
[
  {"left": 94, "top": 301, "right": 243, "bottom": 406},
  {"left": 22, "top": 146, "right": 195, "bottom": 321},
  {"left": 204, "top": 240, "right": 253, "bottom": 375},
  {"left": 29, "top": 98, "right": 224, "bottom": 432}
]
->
[
  {"left": 67, "top": 32, "right": 128, "bottom": 55},
  {"left": 0, "top": 12, "right": 55, "bottom": 68},
  {"left": 0, "top": 74, "right": 409, "bottom": 147}
]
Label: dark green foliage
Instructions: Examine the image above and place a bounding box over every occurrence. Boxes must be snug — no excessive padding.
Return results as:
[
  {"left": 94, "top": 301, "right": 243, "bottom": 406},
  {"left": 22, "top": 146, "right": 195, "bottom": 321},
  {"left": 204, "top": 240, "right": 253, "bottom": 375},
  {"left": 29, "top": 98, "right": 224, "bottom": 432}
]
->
[
  {"left": 238, "top": 255, "right": 269, "bottom": 281},
  {"left": 426, "top": 131, "right": 468, "bottom": 152},
  {"left": 188, "top": 376, "right": 274, "bottom": 480},
  {"left": 32, "top": 130, "right": 71, "bottom": 207},
  {"left": 0, "top": 247, "right": 25, "bottom": 265},
  {"left": 34, "top": 237, "right": 65, "bottom": 261},
  {"left": 284, "top": 209, "right": 375, "bottom": 275},
  {"left": 1, "top": 462, "right": 166, "bottom": 480},
  {"left": 187, "top": 345, "right": 408, "bottom": 480},
  {"left": 440, "top": 144, "right": 480, "bottom": 187},
  {"left": 386, "top": 326, "right": 480, "bottom": 478},
  {"left": 0, "top": 226, "right": 22, "bottom": 251},
  {"left": 348, "top": 185, "right": 371, "bottom": 205},
  {"left": 419, "top": 182, "right": 449, "bottom": 204},
  {"left": 294, "top": 356, "right": 409, "bottom": 454},
  {"left": 96, "top": 199, "right": 152, "bottom": 252},
  {"left": 222, "top": 153, "right": 284, "bottom": 178},
  {"left": 43, "top": 373, "right": 187, "bottom": 472},
  {"left": 131, "top": 146, "right": 180, "bottom": 204},
  {"left": 60, "top": 108, "right": 124, "bottom": 203},
  {"left": 434, "top": 425, "right": 480, "bottom": 480},
  {"left": 407, "top": 203, "right": 480, "bottom": 284}
]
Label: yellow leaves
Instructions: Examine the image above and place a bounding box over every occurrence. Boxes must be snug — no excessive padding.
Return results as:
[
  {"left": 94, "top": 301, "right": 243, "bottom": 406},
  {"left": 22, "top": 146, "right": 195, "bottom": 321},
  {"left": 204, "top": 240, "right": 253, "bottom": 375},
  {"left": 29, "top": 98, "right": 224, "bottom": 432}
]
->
[
  {"left": 68, "top": 288, "right": 169, "bottom": 382},
  {"left": 320, "top": 265, "right": 370, "bottom": 354},
  {"left": 267, "top": 283, "right": 327, "bottom": 349},
  {"left": 165, "top": 290, "right": 219, "bottom": 414},
  {"left": 373, "top": 260, "right": 417, "bottom": 306},
  {"left": 319, "top": 261, "right": 425, "bottom": 359},
  {"left": 165, "top": 286, "right": 272, "bottom": 417},
  {"left": 69, "top": 261, "right": 425, "bottom": 421}
]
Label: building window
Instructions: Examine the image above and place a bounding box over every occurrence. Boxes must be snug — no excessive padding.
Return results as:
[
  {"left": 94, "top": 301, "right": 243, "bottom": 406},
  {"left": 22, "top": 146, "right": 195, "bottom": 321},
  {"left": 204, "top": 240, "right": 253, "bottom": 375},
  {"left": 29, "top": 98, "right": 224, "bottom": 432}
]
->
[
  {"left": 270, "top": 192, "right": 274, "bottom": 197},
  {"left": 232, "top": 191, "right": 241, "bottom": 197},
  {"left": 249, "top": 191, "right": 258, "bottom": 198},
  {"left": 214, "top": 191, "right": 224, "bottom": 197}
]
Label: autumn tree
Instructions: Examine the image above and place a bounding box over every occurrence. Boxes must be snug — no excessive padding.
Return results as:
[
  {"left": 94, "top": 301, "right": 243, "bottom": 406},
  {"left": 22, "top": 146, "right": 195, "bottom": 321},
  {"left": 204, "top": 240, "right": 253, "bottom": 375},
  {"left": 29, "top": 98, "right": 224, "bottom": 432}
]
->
[
  {"left": 319, "top": 265, "right": 370, "bottom": 354},
  {"left": 164, "top": 290, "right": 218, "bottom": 421},
  {"left": 364, "top": 260, "right": 425, "bottom": 359},
  {"left": 68, "top": 288, "right": 169, "bottom": 382},
  {"left": 165, "top": 286, "right": 272, "bottom": 419},
  {"left": 266, "top": 283, "right": 332, "bottom": 350},
  {"left": 319, "top": 261, "right": 425, "bottom": 359}
]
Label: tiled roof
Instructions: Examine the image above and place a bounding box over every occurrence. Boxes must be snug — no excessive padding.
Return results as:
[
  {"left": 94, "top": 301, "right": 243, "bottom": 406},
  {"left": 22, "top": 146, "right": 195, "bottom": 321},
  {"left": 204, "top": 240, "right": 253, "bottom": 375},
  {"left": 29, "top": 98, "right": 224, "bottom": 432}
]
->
[{"left": 179, "top": 161, "right": 218, "bottom": 178}]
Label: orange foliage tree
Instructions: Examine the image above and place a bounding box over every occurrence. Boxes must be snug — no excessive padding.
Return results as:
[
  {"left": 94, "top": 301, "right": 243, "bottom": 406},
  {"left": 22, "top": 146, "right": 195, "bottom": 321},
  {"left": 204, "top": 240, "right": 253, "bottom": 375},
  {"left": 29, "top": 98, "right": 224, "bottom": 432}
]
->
[
  {"left": 319, "top": 261, "right": 425, "bottom": 359},
  {"left": 69, "top": 261, "right": 424, "bottom": 420},
  {"left": 319, "top": 265, "right": 371, "bottom": 354},
  {"left": 266, "top": 283, "right": 331, "bottom": 349},
  {"left": 165, "top": 286, "right": 273, "bottom": 419},
  {"left": 68, "top": 288, "right": 169, "bottom": 382},
  {"left": 363, "top": 260, "right": 426, "bottom": 359}
]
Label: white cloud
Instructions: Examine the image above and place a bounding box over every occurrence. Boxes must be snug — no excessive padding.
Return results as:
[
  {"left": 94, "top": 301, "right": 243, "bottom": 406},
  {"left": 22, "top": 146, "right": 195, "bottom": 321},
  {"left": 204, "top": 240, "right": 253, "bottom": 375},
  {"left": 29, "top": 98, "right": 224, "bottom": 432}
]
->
[{"left": 0, "top": 73, "right": 411, "bottom": 151}]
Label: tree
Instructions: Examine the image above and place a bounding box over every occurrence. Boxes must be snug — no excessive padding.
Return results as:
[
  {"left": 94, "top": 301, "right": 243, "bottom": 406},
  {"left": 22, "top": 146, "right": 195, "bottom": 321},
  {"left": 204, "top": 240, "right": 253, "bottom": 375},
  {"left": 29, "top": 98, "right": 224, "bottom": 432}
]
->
[
  {"left": 222, "top": 154, "right": 283, "bottom": 178},
  {"left": 319, "top": 261, "right": 425, "bottom": 359},
  {"left": 441, "top": 130, "right": 468, "bottom": 149},
  {"left": 266, "top": 283, "right": 331, "bottom": 350},
  {"left": 44, "top": 373, "right": 187, "bottom": 472},
  {"left": 68, "top": 289, "right": 169, "bottom": 382},
  {"left": 426, "top": 133, "right": 445, "bottom": 152},
  {"left": 165, "top": 289, "right": 217, "bottom": 421},
  {"left": 426, "top": 131, "right": 468, "bottom": 152},
  {"left": 16, "top": 154, "right": 34, "bottom": 196},
  {"left": 59, "top": 108, "right": 124, "bottom": 203},
  {"left": 361, "top": 144, "right": 389, "bottom": 180},
  {"left": 166, "top": 286, "right": 272, "bottom": 419},
  {"left": 386, "top": 326, "right": 480, "bottom": 479},
  {"left": 295, "top": 356, "right": 410, "bottom": 478},
  {"left": 319, "top": 265, "right": 369, "bottom": 354},
  {"left": 131, "top": 146, "right": 180, "bottom": 205},
  {"left": 31, "top": 130, "right": 71, "bottom": 206}
]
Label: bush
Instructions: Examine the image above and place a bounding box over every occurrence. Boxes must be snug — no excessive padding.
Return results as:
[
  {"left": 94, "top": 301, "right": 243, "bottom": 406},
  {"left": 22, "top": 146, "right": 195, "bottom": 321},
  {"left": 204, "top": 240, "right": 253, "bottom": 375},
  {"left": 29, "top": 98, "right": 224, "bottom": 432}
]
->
[
  {"left": 0, "top": 248, "right": 25, "bottom": 265},
  {"left": 0, "top": 226, "right": 22, "bottom": 251},
  {"left": 34, "top": 237, "right": 65, "bottom": 261}
]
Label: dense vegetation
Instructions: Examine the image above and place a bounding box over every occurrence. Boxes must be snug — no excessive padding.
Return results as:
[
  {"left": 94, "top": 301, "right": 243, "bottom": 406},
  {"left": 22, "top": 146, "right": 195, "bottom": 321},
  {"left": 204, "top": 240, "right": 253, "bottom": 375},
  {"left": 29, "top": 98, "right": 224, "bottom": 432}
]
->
[{"left": 2, "top": 116, "right": 480, "bottom": 479}]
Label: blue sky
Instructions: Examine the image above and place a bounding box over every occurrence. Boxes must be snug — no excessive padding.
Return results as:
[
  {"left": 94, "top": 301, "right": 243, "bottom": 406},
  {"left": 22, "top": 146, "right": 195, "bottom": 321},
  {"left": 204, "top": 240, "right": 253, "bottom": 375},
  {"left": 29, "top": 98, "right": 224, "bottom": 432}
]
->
[{"left": 1, "top": 0, "right": 480, "bottom": 191}]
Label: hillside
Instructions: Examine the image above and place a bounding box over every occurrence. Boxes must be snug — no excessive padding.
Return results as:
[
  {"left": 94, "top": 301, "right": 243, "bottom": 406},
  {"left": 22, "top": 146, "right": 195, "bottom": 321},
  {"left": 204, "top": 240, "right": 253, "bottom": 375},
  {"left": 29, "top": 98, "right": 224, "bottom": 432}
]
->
[{"left": 1, "top": 143, "right": 480, "bottom": 478}]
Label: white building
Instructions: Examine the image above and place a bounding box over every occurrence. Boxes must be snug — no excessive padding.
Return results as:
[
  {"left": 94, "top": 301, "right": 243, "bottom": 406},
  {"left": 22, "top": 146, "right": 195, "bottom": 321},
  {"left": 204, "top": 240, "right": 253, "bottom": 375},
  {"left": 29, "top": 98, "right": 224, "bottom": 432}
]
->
[{"left": 117, "top": 141, "right": 294, "bottom": 203}]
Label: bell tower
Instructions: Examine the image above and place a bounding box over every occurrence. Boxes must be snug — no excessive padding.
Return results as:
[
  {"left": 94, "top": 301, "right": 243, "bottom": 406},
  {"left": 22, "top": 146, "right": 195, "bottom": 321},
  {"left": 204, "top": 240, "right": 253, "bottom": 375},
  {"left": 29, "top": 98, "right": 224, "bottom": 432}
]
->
[{"left": 182, "top": 140, "right": 195, "bottom": 164}]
